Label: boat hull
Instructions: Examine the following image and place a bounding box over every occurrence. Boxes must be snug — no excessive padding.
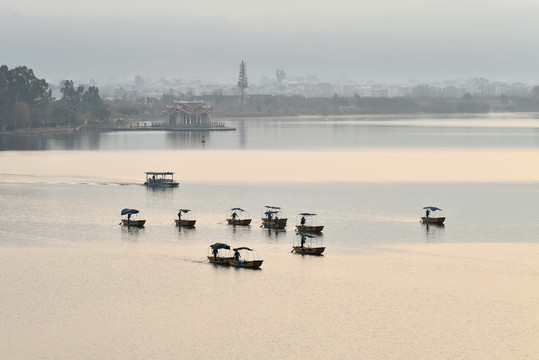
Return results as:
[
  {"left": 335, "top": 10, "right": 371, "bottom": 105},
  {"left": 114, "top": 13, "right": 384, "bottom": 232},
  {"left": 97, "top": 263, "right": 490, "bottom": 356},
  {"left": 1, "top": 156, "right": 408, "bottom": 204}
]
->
[
  {"left": 144, "top": 182, "right": 179, "bottom": 187},
  {"left": 175, "top": 219, "right": 196, "bottom": 227},
  {"left": 296, "top": 225, "right": 324, "bottom": 233},
  {"left": 261, "top": 218, "right": 288, "bottom": 229},
  {"left": 227, "top": 218, "right": 252, "bottom": 226},
  {"left": 207, "top": 256, "right": 233, "bottom": 265},
  {"left": 292, "top": 246, "right": 325, "bottom": 255},
  {"left": 421, "top": 217, "right": 445, "bottom": 224},
  {"left": 121, "top": 219, "right": 146, "bottom": 227},
  {"left": 227, "top": 259, "right": 263, "bottom": 269}
]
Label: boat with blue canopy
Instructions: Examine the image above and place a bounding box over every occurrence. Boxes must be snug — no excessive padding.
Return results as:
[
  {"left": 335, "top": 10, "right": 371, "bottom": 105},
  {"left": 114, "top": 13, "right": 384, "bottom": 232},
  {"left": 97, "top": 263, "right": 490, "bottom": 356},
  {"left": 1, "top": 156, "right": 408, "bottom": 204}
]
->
[
  {"left": 292, "top": 233, "right": 325, "bottom": 255},
  {"left": 175, "top": 209, "right": 196, "bottom": 227},
  {"left": 226, "top": 208, "right": 252, "bottom": 226},
  {"left": 207, "top": 243, "right": 233, "bottom": 265},
  {"left": 261, "top": 205, "right": 287, "bottom": 229},
  {"left": 421, "top": 206, "right": 446, "bottom": 224},
  {"left": 227, "top": 247, "right": 263, "bottom": 269},
  {"left": 295, "top": 212, "right": 324, "bottom": 233},
  {"left": 120, "top": 208, "right": 146, "bottom": 227}
]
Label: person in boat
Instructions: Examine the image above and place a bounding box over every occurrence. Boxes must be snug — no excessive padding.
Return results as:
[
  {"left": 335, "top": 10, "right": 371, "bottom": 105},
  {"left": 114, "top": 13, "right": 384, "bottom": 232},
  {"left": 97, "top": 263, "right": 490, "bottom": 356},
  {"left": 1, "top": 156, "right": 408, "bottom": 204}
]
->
[
  {"left": 178, "top": 211, "right": 182, "bottom": 222},
  {"left": 233, "top": 249, "right": 240, "bottom": 261},
  {"left": 300, "top": 216, "right": 306, "bottom": 227},
  {"left": 212, "top": 248, "right": 218, "bottom": 260},
  {"left": 426, "top": 209, "right": 430, "bottom": 218},
  {"left": 300, "top": 235, "right": 306, "bottom": 248},
  {"left": 274, "top": 216, "right": 278, "bottom": 227},
  {"left": 232, "top": 212, "right": 237, "bottom": 219},
  {"left": 127, "top": 213, "right": 131, "bottom": 222}
]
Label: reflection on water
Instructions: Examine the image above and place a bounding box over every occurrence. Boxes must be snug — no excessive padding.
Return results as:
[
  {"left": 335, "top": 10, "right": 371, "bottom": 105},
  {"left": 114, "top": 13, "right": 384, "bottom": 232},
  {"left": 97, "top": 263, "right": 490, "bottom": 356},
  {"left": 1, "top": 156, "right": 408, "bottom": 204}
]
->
[
  {"left": 422, "top": 223, "right": 446, "bottom": 243},
  {"left": 3, "top": 115, "right": 539, "bottom": 151},
  {"left": 120, "top": 224, "right": 146, "bottom": 242},
  {"left": 262, "top": 228, "right": 287, "bottom": 242}
]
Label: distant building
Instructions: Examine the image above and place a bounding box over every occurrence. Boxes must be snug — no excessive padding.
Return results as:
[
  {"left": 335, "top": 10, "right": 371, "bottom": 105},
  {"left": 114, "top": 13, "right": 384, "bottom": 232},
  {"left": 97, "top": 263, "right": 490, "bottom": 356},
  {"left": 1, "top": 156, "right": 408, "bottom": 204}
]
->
[{"left": 165, "top": 100, "right": 212, "bottom": 127}]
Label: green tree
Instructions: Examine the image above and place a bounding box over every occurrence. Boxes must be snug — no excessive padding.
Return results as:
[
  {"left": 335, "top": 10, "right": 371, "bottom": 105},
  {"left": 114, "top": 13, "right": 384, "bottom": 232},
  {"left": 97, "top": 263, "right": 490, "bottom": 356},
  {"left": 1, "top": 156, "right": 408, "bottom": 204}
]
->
[
  {"left": 0, "top": 65, "right": 51, "bottom": 131},
  {"left": 237, "top": 60, "right": 248, "bottom": 105},
  {"left": 13, "top": 102, "right": 31, "bottom": 128}
]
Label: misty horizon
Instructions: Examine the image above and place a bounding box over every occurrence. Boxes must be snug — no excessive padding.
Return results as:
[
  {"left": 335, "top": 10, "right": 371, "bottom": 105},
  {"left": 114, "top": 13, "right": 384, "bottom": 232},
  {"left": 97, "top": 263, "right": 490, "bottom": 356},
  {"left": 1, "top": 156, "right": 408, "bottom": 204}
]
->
[{"left": 2, "top": 0, "right": 539, "bottom": 85}]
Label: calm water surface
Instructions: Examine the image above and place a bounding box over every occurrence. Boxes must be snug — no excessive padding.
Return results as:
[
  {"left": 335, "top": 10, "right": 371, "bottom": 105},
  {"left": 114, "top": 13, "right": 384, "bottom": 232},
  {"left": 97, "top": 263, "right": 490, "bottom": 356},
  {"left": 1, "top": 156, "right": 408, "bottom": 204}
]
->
[{"left": 1, "top": 115, "right": 538, "bottom": 359}]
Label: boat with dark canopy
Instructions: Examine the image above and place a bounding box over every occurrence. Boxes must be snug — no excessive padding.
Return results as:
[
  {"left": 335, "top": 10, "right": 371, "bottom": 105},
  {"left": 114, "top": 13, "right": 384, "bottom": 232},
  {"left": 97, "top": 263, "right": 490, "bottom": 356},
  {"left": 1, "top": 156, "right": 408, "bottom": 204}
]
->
[
  {"left": 421, "top": 206, "right": 446, "bottom": 224},
  {"left": 295, "top": 212, "right": 324, "bottom": 233},
  {"left": 261, "top": 205, "right": 287, "bottom": 229},
  {"left": 207, "top": 243, "right": 233, "bottom": 265},
  {"left": 228, "top": 247, "right": 263, "bottom": 269},
  {"left": 120, "top": 208, "right": 146, "bottom": 227},
  {"left": 292, "top": 233, "right": 325, "bottom": 255},
  {"left": 175, "top": 209, "right": 196, "bottom": 227},
  {"left": 226, "top": 208, "right": 252, "bottom": 226}
]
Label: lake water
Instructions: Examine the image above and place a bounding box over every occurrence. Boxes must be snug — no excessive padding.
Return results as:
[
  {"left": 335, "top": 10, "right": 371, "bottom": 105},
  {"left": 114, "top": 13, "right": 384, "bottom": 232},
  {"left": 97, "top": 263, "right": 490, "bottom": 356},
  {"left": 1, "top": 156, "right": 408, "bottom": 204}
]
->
[{"left": 1, "top": 114, "right": 538, "bottom": 359}]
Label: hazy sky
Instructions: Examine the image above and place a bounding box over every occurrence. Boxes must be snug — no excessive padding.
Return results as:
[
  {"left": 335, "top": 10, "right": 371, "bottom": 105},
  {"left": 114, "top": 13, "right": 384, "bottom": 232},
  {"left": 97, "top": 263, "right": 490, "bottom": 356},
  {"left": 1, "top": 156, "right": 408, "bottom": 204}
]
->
[{"left": 2, "top": 0, "right": 539, "bottom": 84}]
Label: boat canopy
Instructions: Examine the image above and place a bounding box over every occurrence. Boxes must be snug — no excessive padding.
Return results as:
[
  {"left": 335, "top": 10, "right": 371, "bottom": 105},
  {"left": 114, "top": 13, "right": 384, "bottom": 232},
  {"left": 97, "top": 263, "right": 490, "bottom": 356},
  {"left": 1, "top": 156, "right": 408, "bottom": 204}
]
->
[
  {"left": 145, "top": 171, "right": 175, "bottom": 175},
  {"left": 423, "top": 206, "right": 442, "bottom": 211},
  {"left": 265, "top": 205, "right": 281, "bottom": 210},
  {"left": 230, "top": 207, "right": 245, "bottom": 212},
  {"left": 121, "top": 208, "right": 139, "bottom": 215},
  {"left": 233, "top": 247, "right": 253, "bottom": 251},
  {"left": 178, "top": 209, "right": 191, "bottom": 213},
  {"left": 264, "top": 210, "right": 279, "bottom": 215},
  {"left": 299, "top": 212, "right": 317, "bottom": 216},
  {"left": 210, "top": 243, "right": 230, "bottom": 250}
]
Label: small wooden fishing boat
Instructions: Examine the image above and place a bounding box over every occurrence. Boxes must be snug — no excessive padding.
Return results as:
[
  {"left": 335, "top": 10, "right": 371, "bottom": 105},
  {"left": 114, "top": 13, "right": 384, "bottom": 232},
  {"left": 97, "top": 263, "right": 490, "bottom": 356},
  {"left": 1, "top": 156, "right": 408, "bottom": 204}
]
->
[
  {"left": 292, "top": 233, "right": 325, "bottom": 255},
  {"left": 295, "top": 212, "right": 324, "bottom": 233},
  {"left": 120, "top": 208, "right": 146, "bottom": 227},
  {"left": 292, "top": 246, "right": 326, "bottom": 255},
  {"left": 175, "top": 209, "right": 196, "bottom": 227},
  {"left": 261, "top": 205, "right": 288, "bottom": 229},
  {"left": 421, "top": 206, "right": 446, "bottom": 224},
  {"left": 144, "top": 171, "right": 179, "bottom": 187},
  {"left": 207, "top": 243, "right": 233, "bottom": 265},
  {"left": 227, "top": 247, "right": 263, "bottom": 269},
  {"left": 226, "top": 208, "right": 252, "bottom": 226}
]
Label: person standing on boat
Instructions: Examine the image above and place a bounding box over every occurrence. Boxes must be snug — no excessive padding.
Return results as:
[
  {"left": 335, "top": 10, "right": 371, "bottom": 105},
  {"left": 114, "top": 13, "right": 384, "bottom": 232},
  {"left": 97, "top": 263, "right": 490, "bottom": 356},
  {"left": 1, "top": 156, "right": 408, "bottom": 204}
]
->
[
  {"left": 212, "top": 248, "right": 218, "bottom": 260},
  {"left": 233, "top": 249, "right": 240, "bottom": 261},
  {"left": 300, "top": 216, "right": 306, "bottom": 227},
  {"left": 127, "top": 213, "right": 131, "bottom": 222},
  {"left": 300, "top": 235, "right": 306, "bottom": 248},
  {"left": 426, "top": 209, "right": 430, "bottom": 218},
  {"left": 178, "top": 211, "right": 182, "bottom": 223},
  {"left": 232, "top": 212, "right": 237, "bottom": 219}
]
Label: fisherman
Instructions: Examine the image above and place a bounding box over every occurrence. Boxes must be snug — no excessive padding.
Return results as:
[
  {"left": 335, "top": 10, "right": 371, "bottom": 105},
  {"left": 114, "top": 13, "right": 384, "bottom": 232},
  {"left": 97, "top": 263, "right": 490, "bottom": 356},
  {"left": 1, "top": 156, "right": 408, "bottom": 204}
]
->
[
  {"left": 233, "top": 249, "right": 240, "bottom": 261},
  {"left": 212, "top": 248, "right": 218, "bottom": 260},
  {"left": 300, "top": 216, "right": 306, "bottom": 227},
  {"left": 178, "top": 210, "right": 182, "bottom": 222},
  {"left": 300, "top": 235, "right": 306, "bottom": 248},
  {"left": 426, "top": 209, "right": 430, "bottom": 218},
  {"left": 232, "top": 212, "right": 238, "bottom": 219}
]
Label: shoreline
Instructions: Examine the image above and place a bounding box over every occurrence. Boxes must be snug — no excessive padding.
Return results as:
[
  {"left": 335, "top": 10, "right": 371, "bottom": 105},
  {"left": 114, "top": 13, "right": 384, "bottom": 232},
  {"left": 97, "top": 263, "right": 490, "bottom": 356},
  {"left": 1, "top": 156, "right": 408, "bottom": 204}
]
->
[{"left": 2, "top": 111, "right": 538, "bottom": 136}]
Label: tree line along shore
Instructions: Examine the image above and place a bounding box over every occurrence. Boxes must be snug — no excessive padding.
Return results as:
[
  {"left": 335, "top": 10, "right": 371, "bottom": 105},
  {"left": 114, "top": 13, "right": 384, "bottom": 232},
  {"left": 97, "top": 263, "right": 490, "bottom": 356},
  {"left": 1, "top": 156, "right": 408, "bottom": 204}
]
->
[{"left": 3, "top": 65, "right": 539, "bottom": 134}]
